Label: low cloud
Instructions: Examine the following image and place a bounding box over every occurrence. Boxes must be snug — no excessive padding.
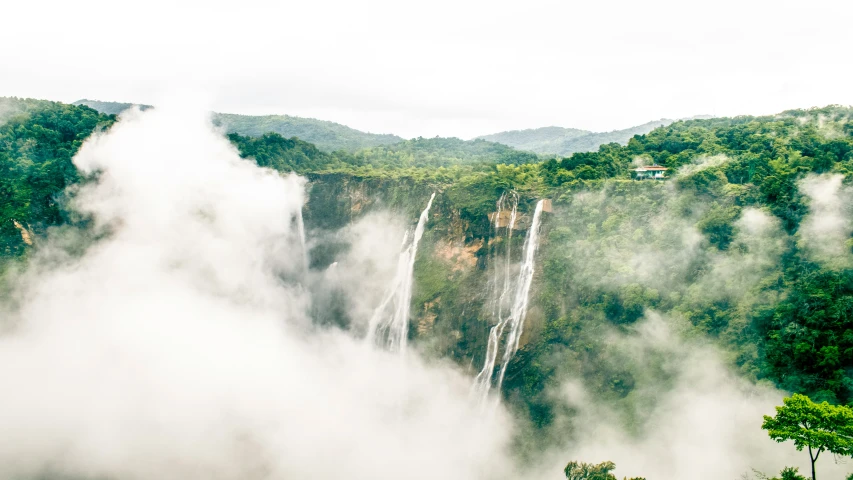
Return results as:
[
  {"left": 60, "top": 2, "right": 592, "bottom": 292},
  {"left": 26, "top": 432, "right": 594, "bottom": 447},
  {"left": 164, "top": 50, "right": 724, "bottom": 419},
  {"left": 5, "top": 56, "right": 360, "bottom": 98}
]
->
[
  {"left": 536, "top": 314, "right": 850, "bottom": 480},
  {"left": 676, "top": 154, "right": 731, "bottom": 178},
  {"left": 313, "top": 210, "right": 409, "bottom": 332},
  {"left": 798, "top": 173, "right": 853, "bottom": 266},
  {"left": 0, "top": 104, "right": 514, "bottom": 480},
  {"left": 561, "top": 187, "right": 707, "bottom": 291},
  {"left": 692, "top": 207, "right": 786, "bottom": 301}
]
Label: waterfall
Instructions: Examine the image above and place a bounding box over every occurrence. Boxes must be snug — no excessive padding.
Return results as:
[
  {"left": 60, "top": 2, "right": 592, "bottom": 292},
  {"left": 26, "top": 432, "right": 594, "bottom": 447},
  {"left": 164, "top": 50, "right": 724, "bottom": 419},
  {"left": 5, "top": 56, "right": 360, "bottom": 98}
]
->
[
  {"left": 472, "top": 193, "right": 518, "bottom": 400},
  {"left": 366, "top": 192, "right": 436, "bottom": 354},
  {"left": 296, "top": 203, "right": 310, "bottom": 272},
  {"left": 472, "top": 197, "right": 544, "bottom": 406}
]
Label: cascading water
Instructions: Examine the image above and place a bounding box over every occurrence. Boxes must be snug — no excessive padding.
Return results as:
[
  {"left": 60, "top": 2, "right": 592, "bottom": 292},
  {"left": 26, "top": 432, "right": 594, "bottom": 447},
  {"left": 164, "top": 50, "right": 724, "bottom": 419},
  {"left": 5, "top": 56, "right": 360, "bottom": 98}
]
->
[
  {"left": 296, "top": 202, "right": 310, "bottom": 272},
  {"left": 472, "top": 193, "right": 518, "bottom": 399},
  {"left": 473, "top": 197, "right": 545, "bottom": 406},
  {"left": 366, "top": 192, "right": 436, "bottom": 354}
]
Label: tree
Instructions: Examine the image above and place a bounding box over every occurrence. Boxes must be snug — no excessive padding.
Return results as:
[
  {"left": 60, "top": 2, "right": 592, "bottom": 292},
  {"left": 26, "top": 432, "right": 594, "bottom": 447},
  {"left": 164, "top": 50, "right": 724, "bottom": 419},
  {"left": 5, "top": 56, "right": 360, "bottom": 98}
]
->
[
  {"left": 751, "top": 467, "right": 808, "bottom": 480},
  {"left": 762, "top": 394, "right": 853, "bottom": 480},
  {"left": 564, "top": 461, "right": 617, "bottom": 480},
  {"left": 776, "top": 467, "right": 807, "bottom": 480}
]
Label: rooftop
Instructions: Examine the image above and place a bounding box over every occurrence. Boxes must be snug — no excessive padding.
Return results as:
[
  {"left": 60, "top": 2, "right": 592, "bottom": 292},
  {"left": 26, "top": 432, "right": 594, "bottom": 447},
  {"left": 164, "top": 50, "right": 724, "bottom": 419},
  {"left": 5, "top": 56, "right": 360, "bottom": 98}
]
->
[{"left": 633, "top": 165, "right": 668, "bottom": 171}]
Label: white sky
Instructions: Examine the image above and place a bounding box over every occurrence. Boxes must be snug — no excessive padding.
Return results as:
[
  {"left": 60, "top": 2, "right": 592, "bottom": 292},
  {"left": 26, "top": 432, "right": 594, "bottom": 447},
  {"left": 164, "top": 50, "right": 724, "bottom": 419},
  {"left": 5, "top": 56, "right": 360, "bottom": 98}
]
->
[{"left": 1, "top": 0, "right": 851, "bottom": 139}]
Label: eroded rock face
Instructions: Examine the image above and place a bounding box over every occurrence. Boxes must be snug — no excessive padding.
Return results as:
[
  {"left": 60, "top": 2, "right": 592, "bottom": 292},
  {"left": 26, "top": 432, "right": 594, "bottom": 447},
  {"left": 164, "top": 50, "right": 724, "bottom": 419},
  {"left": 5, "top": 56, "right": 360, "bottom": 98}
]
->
[
  {"left": 435, "top": 239, "right": 482, "bottom": 272},
  {"left": 12, "top": 220, "right": 33, "bottom": 246}
]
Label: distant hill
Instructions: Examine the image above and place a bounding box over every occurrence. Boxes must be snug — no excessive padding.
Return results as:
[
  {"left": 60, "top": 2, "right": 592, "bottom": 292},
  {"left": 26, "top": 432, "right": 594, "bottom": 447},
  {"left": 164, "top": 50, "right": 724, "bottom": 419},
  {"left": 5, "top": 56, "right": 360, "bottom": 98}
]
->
[
  {"left": 557, "top": 119, "right": 675, "bottom": 155},
  {"left": 72, "top": 99, "right": 152, "bottom": 115},
  {"left": 211, "top": 113, "right": 403, "bottom": 153},
  {"left": 477, "top": 126, "right": 592, "bottom": 154},
  {"left": 73, "top": 99, "right": 403, "bottom": 153},
  {"left": 349, "top": 136, "right": 540, "bottom": 168},
  {"left": 478, "top": 116, "right": 713, "bottom": 156}
]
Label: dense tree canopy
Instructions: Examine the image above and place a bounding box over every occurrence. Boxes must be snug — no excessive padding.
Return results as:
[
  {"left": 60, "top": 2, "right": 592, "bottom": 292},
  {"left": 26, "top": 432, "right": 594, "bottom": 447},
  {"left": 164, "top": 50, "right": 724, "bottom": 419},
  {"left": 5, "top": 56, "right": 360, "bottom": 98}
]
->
[
  {"left": 564, "top": 460, "right": 617, "bottom": 480},
  {"left": 213, "top": 112, "right": 404, "bottom": 153},
  {"left": 227, "top": 132, "right": 347, "bottom": 173},
  {"left": 0, "top": 98, "right": 113, "bottom": 258}
]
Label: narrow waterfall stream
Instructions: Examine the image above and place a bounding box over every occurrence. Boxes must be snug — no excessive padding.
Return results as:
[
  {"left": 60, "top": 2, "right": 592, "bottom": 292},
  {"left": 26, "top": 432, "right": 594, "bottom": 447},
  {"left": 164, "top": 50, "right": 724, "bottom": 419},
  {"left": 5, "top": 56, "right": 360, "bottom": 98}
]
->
[
  {"left": 366, "top": 192, "right": 436, "bottom": 355},
  {"left": 473, "top": 198, "right": 545, "bottom": 406}
]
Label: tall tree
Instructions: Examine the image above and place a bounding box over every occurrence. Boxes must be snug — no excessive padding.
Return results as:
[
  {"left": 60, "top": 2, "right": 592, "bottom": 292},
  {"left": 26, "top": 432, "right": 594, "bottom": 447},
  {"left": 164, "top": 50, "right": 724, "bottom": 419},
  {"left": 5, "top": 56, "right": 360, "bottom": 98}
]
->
[{"left": 762, "top": 394, "right": 853, "bottom": 480}]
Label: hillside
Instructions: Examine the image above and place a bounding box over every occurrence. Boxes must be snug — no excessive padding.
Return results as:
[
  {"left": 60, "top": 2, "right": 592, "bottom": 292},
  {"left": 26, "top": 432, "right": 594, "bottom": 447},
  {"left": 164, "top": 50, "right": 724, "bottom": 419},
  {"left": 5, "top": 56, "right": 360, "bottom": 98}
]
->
[
  {"left": 212, "top": 113, "right": 403, "bottom": 153},
  {"left": 300, "top": 106, "right": 853, "bottom": 439},
  {"left": 74, "top": 99, "right": 403, "bottom": 153},
  {"left": 0, "top": 98, "right": 114, "bottom": 258},
  {"left": 479, "top": 117, "right": 714, "bottom": 156},
  {"left": 1, "top": 96, "right": 65, "bottom": 124}
]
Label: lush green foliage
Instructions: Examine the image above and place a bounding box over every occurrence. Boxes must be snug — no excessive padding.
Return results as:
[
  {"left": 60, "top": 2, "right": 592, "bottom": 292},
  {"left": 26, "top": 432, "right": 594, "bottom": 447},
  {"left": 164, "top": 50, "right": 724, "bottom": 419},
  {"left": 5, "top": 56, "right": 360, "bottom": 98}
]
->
[
  {"left": 764, "top": 267, "right": 853, "bottom": 402},
  {"left": 758, "top": 467, "right": 808, "bottom": 480},
  {"left": 347, "top": 136, "right": 541, "bottom": 168},
  {"left": 289, "top": 105, "right": 853, "bottom": 433},
  {"left": 2, "top": 97, "right": 63, "bottom": 124},
  {"left": 778, "top": 467, "right": 808, "bottom": 480},
  {"left": 227, "top": 132, "right": 348, "bottom": 173},
  {"left": 564, "top": 460, "right": 617, "bottom": 480},
  {"left": 763, "top": 394, "right": 853, "bottom": 479},
  {"left": 0, "top": 98, "right": 114, "bottom": 258},
  {"left": 498, "top": 107, "right": 853, "bottom": 431}
]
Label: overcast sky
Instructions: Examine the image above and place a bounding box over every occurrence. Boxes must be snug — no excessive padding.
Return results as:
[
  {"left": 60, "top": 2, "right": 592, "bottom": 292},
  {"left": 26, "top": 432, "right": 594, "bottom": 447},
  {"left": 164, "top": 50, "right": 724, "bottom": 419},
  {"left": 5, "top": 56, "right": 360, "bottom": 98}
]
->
[{"left": 2, "top": 0, "right": 851, "bottom": 139}]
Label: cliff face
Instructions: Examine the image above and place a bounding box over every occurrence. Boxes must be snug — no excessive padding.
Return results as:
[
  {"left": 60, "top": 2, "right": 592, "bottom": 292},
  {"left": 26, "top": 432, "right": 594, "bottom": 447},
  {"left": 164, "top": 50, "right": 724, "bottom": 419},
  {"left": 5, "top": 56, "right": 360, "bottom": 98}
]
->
[
  {"left": 303, "top": 173, "right": 546, "bottom": 371},
  {"left": 301, "top": 173, "right": 786, "bottom": 438}
]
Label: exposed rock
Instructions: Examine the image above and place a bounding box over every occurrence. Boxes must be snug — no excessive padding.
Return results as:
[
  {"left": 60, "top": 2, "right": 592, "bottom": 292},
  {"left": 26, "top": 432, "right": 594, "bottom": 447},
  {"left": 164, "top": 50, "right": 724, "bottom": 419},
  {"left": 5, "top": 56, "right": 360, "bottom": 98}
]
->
[
  {"left": 435, "top": 239, "right": 482, "bottom": 272},
  {"left": 12, "top": 220, "right": 33, "bottom": 246}
]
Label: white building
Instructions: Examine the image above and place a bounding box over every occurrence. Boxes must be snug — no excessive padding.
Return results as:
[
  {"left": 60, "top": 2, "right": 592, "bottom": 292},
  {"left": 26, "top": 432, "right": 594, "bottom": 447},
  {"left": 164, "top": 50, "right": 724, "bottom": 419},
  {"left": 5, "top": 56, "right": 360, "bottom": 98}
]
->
[{"left": 633, "top": 165, "right": 668, "bottom": 180}]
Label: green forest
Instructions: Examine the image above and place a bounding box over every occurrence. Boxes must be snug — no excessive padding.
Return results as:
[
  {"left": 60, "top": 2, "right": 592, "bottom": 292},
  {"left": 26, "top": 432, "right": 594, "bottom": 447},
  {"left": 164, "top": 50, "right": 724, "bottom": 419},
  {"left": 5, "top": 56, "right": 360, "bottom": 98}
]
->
[
  {"left": 3, "top": 97, "right": 853, "bottom": 475},
  {"left": 73, "top": 99, "right": 405, "bottom": 153}
]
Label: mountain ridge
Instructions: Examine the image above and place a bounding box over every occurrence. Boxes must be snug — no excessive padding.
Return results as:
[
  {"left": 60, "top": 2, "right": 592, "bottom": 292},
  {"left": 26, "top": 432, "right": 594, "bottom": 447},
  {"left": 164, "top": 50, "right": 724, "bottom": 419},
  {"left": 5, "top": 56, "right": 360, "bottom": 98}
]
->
[
  {"left": 479, "top": 115, "right": 714, "bottom": 156},
  {"left": 72, "top": 99, "right": 404, "bottom": 153},
  {"left": 74, "top": 99, "right": 714, "bottom": 158}
]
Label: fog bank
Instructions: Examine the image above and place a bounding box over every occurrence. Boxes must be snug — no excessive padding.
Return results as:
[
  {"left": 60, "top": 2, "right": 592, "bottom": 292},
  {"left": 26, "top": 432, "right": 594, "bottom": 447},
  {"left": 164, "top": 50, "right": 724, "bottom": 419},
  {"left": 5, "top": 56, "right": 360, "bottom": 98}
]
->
[{"left": 0, "top": 105, "right": 513, "bottom": 480}]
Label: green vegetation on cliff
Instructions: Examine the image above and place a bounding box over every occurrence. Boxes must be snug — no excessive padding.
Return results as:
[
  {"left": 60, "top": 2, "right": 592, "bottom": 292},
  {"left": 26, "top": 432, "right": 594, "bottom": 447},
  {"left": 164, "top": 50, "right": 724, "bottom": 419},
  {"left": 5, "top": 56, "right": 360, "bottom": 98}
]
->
[
  {"left": 296, "top": 105, "right": 853, "bottom": 428},
  {"left": 0, "top": 98, "right": 114, "bottom": 258},
  {"left": 226, "top": 132, "right": 347, "bottom": 173}
]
